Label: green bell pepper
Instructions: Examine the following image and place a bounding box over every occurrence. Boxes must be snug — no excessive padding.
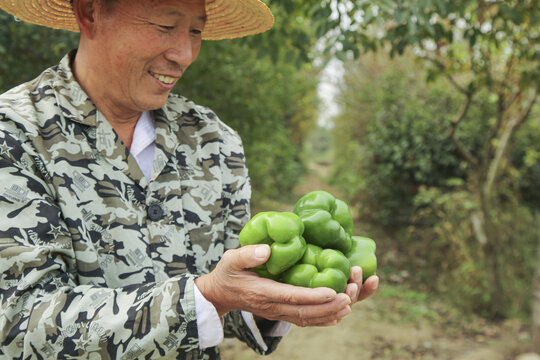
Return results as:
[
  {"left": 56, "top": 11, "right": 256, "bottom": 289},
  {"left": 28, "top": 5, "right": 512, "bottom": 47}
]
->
[
  {"left": 239, "top": 211, "right": 307, "bottom": 276},
  {"left": 282, "top": 244, "right": 351, "bottom": 293},
  {"left": 293, "top": 190, "right": 354, "bottom": 253},
  {"left": 346, "top": 236, "right": 377, "bottom": 281}
]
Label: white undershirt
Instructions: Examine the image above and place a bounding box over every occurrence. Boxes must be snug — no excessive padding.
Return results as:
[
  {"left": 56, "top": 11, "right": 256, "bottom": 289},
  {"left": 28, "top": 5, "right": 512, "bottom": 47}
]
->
[
  {"left": 130, "top": 111, "right": 156, "bottom": 181},
  {"left": 130, "top": 112, "right": 290, "bottom": 350}
]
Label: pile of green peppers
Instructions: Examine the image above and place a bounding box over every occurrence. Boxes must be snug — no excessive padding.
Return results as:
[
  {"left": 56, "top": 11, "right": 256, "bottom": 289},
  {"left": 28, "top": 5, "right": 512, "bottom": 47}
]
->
[{"left": 239, "top": 190, "right": 377, "bottom": 293}]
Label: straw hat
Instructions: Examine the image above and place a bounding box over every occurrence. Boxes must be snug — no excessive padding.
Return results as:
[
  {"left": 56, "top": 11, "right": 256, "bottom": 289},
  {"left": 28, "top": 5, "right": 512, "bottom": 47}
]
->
[{"left": 0, "top": 0, "right": 274, "bottom": 40}]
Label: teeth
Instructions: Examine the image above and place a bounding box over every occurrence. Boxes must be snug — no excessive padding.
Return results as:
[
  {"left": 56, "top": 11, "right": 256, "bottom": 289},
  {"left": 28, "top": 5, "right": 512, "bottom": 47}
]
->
[{"left": 151, "top": 72, "right": 176, "bottom": 84}]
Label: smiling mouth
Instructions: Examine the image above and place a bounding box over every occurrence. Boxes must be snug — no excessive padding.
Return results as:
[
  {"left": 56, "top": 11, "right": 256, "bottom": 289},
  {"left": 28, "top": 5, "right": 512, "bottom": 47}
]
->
[{"left": 150, "top": 71, "right": 178, "bottom": 85}]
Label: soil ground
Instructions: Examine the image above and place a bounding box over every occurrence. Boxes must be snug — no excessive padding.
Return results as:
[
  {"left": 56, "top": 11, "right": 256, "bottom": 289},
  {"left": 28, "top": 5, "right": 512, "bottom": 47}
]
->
[{"left": 219, "top": 162, "right": 535, "bottom": 360}]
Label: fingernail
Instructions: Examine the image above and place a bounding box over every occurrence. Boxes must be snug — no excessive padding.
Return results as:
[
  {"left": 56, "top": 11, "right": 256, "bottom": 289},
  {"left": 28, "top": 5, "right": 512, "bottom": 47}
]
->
[
  {"left": 254, "top": 245, "right": 269, "bottom": 260},
  {"left": 353, "top": 267, "right": 363, "bottom": 282},
  {"left": 325, "top": 289, "right": 337, "bottom": 302},
  {"left": 373, "top": 276, "right": 380, "bottom": 290},
  {"left": 337, "top": 305, "right": 351, "bottom": 318},
  {"left": 338, "top": 294, "right": 351, "bottom": 306}
]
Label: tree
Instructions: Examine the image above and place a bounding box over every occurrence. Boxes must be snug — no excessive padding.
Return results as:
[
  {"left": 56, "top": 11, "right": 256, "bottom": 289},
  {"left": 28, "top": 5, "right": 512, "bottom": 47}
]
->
[
  {"left": 321, "top": 0, "right": 539, "bottom": 319},
  {"left": 331, "top": 53, "right": 475, "bottom": 228}
]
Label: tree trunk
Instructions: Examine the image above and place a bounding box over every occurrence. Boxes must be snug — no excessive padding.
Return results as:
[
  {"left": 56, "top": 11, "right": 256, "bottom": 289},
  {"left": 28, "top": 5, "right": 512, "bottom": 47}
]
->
[
  {"left": 533, "top": 210, "right": 540, "bottom": 353},
  {"left": 478, "top": 186, "right": 506, "bottom": 319}
]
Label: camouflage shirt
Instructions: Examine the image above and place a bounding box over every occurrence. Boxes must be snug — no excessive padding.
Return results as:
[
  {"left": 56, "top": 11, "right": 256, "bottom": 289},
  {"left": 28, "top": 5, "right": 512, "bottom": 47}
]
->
[{"left": 0, "top": 51, "right": 281, "bottom": 359}]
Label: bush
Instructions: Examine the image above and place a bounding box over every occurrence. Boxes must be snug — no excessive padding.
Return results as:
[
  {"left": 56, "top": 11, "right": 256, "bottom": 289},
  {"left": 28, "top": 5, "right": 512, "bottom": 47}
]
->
[
  {"left": 331, "top": 52, "right": 540, "bottom": 318},
  {"left": 408, "top": 186, "right": 537, "bottom": 318},
  {"left": 331, "top": 53, "right": 471, "bottom": 228}
]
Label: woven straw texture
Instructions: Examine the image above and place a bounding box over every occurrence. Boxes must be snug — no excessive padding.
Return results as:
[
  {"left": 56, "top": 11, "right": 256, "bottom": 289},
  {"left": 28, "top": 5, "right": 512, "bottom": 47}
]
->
[{"left": 0, "top": 0, "right": 274, "bottom": 39}]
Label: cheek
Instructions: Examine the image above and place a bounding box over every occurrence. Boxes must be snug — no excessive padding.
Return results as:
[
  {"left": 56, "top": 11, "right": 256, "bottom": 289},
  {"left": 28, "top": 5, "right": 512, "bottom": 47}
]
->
[
  {"left": 111, "top": 40, "right": 156, "bottom": 79},
  {"left": 101, "top": 39, "right": 133, "bottom": 73},
  {"left": 114, "top": 30, "right": 163, "bottom": 60}
]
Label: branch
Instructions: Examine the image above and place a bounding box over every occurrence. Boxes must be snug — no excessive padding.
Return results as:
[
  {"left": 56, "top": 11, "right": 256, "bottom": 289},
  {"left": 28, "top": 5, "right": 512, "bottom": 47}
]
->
[
  {"left": 484, "top": 56, "right": 519, "bottom": 167},
  {"left": 448, "top": 93, "right": 478, "bottom": 166},
  {"left": 501, "top": 54, "right": 518, "bottom": 111},
  {"left": 446, "top": 74, "right": 470, "bottom": 96},
  {"left": 485, "top": 87, "right": 538, "bottom": 195},
  {"left": 425, "top": 57, "right": 477, "bottom": 165},
  {"left": 483, "top": 92, "right": 506, "bottom": 167},
  {"left": 514, "top": 87, "right": 538, "bottom": 129},
  {"left": 426, "top": 56, "right": 470, "bottom": 95},
  {"left": 503, "top": 89, "right": 522, "bottom": 112}
]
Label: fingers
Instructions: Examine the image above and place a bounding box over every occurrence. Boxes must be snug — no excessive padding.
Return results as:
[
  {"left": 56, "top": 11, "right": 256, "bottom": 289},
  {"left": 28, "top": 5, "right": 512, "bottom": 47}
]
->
[
  {"left": 347, "top": 266, "right": 379, "bottom": 304},
  {"left": 346, "top": 266, "right": 362, "bottom": 304},
  {"left": 261, "top": 293, "right": 351, "bottom": 327},
  {"left": 357, "top": 275, "right": 379, "bottom": 302},
  {"left": 350, "top": 266, "right": 363, "bottom": 284},
  {"left": 202, "top": 248, "right": 380, "bottom": 327},
  {"left": 261, "top": 280, "right": 338, "bottom": 306},
  {"left": 345, "top": 283, "right": 359, "bottom": 302},
  {"left": 301, "top": 304, "right": 352, "bottom": 327},
  {"left": 222, "top": 244, "right": 271, "bottom": 272},
  {"left": 295, "top": 298, "right": 352, "bottom": 327}
]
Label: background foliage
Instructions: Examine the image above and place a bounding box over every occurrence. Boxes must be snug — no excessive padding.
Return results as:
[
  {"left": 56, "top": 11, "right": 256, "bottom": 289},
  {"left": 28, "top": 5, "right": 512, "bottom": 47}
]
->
[
  {"left": 0, "top": 12, "right": 78, "bottom": 91},
  {"left": 328, "top": 0, "right": 540, "bottom": 318}
]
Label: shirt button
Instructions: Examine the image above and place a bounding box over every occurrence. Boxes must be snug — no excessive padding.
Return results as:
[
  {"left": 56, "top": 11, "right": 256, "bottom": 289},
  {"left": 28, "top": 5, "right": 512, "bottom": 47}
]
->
[{"left": 147, "top": 204, "right": 163, "bottom": 221}]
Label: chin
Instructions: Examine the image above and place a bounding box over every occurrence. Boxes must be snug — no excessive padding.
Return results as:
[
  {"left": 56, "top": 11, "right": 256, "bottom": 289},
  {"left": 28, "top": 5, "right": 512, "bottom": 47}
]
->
[{"left": 141, "top": 95, "right": 170, "bottom": 111}]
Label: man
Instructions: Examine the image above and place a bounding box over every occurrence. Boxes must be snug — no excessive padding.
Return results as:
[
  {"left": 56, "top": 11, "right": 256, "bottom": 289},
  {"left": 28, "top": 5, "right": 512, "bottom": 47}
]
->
[{"left": 0, "top": 0, "right": 379, "bottom": 358}]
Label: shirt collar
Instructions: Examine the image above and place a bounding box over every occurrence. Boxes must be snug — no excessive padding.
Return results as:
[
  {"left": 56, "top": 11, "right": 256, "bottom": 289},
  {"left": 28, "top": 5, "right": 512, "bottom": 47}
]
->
[
  {"left": 130, "top": 111, "right": 156, "bottom": 157},
  {"left": 53, "top": 50, "right": 99, "bottom": 127}
]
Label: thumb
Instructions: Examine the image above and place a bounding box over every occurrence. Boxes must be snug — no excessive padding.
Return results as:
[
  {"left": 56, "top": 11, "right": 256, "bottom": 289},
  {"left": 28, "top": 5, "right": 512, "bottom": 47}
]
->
[{"left": 226, "top": 244, "right": 271, "bottom": 271}]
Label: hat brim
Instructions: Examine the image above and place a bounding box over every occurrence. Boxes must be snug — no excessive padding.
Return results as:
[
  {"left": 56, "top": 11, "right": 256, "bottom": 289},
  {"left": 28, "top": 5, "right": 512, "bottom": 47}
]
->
[{"left": 0, "top": 0, "right": 274, "bottom": 40}]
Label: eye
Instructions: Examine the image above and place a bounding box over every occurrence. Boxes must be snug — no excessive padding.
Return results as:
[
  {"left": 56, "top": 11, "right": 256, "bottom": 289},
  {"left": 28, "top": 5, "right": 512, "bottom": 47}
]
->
[
  {"left": 155, "top": 24, "right": 175, "bottom": 31},
  {"left": 190, "top": 28, "right": 202, "bottom": 36}
]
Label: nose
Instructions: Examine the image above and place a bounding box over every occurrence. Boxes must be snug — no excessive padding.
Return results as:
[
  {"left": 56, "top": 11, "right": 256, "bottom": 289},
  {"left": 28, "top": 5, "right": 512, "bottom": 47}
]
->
[{"left": 163, "top": 31, "right": 195, "bottom": 69}]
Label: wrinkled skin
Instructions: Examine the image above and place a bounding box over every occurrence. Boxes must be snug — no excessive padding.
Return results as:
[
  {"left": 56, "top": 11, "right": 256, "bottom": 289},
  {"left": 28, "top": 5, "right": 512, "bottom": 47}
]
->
[{"left": 196, "top": 245, "right": 379, "bottom": 327}]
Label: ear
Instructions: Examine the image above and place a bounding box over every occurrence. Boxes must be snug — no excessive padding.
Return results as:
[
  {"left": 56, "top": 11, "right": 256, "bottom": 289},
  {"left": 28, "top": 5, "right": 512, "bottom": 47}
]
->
[{"left": 72, "top": 0, "right": 99, "bottom": 39}]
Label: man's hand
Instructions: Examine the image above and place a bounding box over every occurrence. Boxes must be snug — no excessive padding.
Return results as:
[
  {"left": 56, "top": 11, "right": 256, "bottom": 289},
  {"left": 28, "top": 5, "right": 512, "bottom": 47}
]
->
[
  {"left": 195, "top": 244, "right": 352, "bottom": 327},
  {"left": 345, "top": 266, "right": 379, "bottom": 305}
]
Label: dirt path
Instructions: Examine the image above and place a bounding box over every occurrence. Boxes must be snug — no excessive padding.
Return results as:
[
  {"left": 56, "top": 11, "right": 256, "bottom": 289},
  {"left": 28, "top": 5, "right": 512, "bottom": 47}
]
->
[
  {"left": 220, "top": 291, "right": 530, "bottom": 360},
  {"left": 220, "top": 162, "right": 534, "bottom": 360}
]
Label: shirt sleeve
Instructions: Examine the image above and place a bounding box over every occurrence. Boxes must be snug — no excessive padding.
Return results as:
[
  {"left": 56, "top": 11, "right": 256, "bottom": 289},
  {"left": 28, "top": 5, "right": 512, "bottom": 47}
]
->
[
  {"left": 194, "top": 283, "right": 224, "bottom": 349},
  {"left": 0, "top": 130, "right": 200, "bottom": 359},
  {"left": 194, "top": 282, "right": 291, "bottom": 350}
]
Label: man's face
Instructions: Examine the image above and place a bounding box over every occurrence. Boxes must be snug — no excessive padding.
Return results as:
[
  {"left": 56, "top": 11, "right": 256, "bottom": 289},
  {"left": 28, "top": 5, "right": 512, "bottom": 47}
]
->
[{"left": 91, "top": 0, "right": 206, "bottom": 113}]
